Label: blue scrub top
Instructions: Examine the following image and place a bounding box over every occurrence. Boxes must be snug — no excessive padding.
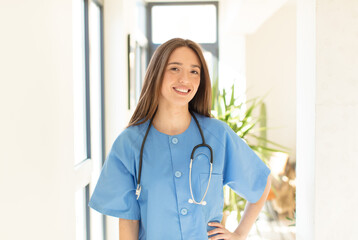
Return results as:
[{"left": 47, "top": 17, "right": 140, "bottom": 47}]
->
[{"left": 88, "top": 112, "right": 271, "bottom": 240}]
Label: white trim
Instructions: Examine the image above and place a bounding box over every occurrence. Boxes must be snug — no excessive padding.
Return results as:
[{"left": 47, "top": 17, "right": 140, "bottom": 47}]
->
[
  {"left": 296, "top": 0, "right": 316, "bottom": 239},
  {"left": 74, "top": 159, "right": 93, "bottom": 191}
]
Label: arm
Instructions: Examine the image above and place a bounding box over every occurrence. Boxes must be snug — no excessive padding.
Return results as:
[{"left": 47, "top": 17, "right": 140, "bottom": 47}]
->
[
  {"left": 208, "top": 174, "right": 272, "bottom": 240},
  {"left": 119, "top": 218, "right": 139, "bottom": 240},
  {"left": 233, "top": 174, "right": 272, "bottom": 238}
]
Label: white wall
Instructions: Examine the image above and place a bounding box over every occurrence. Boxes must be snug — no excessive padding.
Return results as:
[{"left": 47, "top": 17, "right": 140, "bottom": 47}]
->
[
  {"left": 314, "top": 0, "right": 358, "bottom": 239},
  {"left": 0, "top": 0, "right": 75, "bottom": 239},
  {"left": 297, "top": 0, "right": 358, "bottom": 239},
  {"left": 101, "top": 0, "right": 127, "bottom": 238},
  {"left": 219, "top": 0, "right": 297, "bottom": 162},
  {"left": 246, "top": 2, "right": 297, "bottom": 162}
]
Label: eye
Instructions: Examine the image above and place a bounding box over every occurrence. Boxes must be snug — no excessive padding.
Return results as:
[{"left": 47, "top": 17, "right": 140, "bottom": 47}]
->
[
  {"left": 191, "top": 70, "right": 200, "bottom": 75},
  {"left": 170, "top": 67, "right": 179, "bottom": 71}
]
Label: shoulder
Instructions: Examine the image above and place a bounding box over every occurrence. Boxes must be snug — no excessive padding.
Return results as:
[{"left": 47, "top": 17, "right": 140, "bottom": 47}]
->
[
  {"left": 194, "top": 113, "right": 226, "bottom": 129},
  {"left": 110, "top": 120, "right": 148, "bottom": 156},
  {"left": 193, "top": 112, "right": 234, "bottom": 142},
  {"left": 117, "top": 122, "right": 147, "bottom": 142},
  {"left": 106, "top": 120, "right": 150, "bottom": 173}
]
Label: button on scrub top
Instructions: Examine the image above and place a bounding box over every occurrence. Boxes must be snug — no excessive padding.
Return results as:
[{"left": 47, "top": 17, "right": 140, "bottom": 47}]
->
[{"left": 88, "top": 112, "right": 271, "bottom": 240}]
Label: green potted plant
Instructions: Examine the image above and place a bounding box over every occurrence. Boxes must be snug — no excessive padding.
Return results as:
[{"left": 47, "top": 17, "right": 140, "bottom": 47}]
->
[{"left": 211, "top": 82, "right": 290, "bottom": 225}]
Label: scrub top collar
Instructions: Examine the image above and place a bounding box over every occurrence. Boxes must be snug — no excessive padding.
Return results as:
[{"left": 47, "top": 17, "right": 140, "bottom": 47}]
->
[{"left": 145, "top": 112, "right": 197, "bottom": 141}]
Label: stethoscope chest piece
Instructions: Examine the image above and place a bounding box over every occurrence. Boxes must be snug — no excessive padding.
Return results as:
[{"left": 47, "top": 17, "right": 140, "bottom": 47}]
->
[
  {"left": 188, "top": 156, "right": 213, "bottom": 206},
  {"left": 188, "top": 198, "right": 207, "bottom": 205}
]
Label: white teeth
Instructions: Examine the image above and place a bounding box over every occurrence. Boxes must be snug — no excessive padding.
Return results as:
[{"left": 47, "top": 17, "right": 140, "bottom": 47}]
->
[{"left": 174, "top": 88, "right": 189, "bottom": 93}]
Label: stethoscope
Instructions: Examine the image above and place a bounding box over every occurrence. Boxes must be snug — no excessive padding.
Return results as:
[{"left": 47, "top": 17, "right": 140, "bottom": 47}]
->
[{"left": 135, "top": 108, "right": 213, "bottom": 206}]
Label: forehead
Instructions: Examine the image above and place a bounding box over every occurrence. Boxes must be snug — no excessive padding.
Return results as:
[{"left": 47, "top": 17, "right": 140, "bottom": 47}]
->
[{"left": 168, "top": 47, "right": 201, "bottom": 65}]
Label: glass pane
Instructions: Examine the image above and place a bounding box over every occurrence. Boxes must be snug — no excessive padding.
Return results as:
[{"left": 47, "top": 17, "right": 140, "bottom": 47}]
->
[
  {"left": 88, "top": 2, "right": 104, "bottom": 240},
  {"left": 75, "top": 187, "right": 86, "bottom": 240},
  {"left": 89, "top": 1, "right": 101, "bottom": 95},
  {"left": 89, "top": 1, "right": 103, "bottom": 179},
  {"left": 203, "top": 51, "right": 214, "bottom": 81},
  {"left": 152, "top": 5, "right": 217, "bottom": 44},
  {"left": 73, "top": 0, "right": 87, "bottom": 165}
]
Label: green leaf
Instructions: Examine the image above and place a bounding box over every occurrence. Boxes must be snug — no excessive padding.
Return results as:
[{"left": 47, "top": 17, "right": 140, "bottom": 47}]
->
[
  {"left": 248, "top": 134, "right": 292, "bottom": 151},
  {"left": 230, "top": 84, "right": 235, "bottom": 106}
]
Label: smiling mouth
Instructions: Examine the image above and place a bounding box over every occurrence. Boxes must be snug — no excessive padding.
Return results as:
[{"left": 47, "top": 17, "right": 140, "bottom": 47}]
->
[{"left": 173, "top": 87, "right": 191, "bottom": 94}]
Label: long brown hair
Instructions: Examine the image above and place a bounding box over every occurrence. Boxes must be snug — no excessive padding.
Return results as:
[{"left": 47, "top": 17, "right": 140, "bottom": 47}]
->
[{"left": 127, "top": 38, "right": 212, "bottom": 127}]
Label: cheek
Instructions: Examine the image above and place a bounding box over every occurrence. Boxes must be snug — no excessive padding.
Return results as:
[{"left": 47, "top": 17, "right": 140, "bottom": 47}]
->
[
  {"left": 194, "top": 77, "right": 201, "bottom": 91},
  {"left": 160, "top": 76, "right": 170, "bottom": 93},
  {"left": 160, "top": 84, "right": 168, "bottom": 97}
]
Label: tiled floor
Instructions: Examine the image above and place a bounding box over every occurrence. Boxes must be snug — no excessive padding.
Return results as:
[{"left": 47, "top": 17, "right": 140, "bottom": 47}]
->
[{"left": 225, "top": 201, "right": 296, "bottom": 240}]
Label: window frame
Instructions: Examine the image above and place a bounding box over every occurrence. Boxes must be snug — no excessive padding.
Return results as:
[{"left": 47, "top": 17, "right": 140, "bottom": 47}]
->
[{"left": 74, "top": 0, "right": 106, "bottom": 240}]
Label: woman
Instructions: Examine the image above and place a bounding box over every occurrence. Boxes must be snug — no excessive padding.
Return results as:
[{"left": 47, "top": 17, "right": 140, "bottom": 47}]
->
[{"left": 88, "top": 38, "right": 271, "bottom": 240}]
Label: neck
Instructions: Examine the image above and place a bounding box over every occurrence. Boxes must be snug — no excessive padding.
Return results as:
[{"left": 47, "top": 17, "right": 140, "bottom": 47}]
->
[{"left": 152, "top": 104, "right": 192, "bottom": 136}]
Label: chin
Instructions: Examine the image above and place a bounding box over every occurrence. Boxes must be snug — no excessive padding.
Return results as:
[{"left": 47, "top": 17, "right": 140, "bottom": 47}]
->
[{"left": 169, "top": 98, "right": 191, "bottom": 107}]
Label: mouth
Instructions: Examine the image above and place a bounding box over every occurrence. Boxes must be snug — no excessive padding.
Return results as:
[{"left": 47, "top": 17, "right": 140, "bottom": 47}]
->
[{"left": 173, "top": 87, "right": 191, "bottom": 95}]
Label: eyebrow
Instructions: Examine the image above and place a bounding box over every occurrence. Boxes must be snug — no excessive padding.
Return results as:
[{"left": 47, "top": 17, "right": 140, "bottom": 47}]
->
[{"left": 168, "top": 62, "right": 201, "bottom": 69}]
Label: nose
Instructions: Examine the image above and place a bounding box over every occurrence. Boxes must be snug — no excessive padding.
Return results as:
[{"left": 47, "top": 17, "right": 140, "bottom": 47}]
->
[{"left": 179, "top": 71, "right": 190, "bottom": 83}]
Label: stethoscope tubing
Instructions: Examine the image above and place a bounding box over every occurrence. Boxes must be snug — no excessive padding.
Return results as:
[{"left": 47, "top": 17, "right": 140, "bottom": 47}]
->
[{"left": 136, "top": 108, "right": 213, "bottom": 205}]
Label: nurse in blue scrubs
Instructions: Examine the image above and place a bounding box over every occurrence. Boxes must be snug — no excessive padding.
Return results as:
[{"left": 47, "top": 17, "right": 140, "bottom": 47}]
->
[{"left": 88, "top": 38, "right": 271, "bottom": 240}]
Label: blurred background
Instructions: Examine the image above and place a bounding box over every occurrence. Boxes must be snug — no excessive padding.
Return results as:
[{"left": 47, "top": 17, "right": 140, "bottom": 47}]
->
[{"left": 1, "top": 0, "right": 357, "bottom": 240}]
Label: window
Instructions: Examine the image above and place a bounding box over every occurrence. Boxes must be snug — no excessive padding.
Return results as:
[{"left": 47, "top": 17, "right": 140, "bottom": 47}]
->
[
  {"left": 147, "top": 1, "right": 219, "bottom": 82},
  {"left": 151, "top": 4, "right": 217, "bottom": 44},
  {"left": 73, "top": 0, "right": 105, "bottom": 240}
]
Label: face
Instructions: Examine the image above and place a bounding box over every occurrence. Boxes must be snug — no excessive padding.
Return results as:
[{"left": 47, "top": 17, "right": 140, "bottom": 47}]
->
[{"left": 159, "top": 47, "right": 201, "bottom": 108}]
